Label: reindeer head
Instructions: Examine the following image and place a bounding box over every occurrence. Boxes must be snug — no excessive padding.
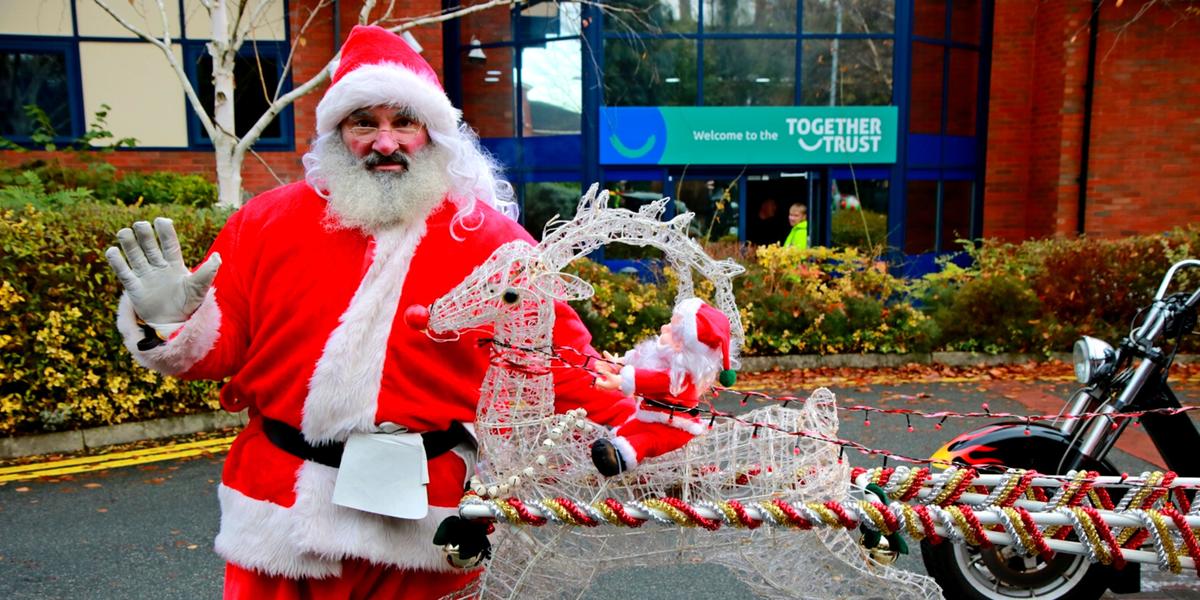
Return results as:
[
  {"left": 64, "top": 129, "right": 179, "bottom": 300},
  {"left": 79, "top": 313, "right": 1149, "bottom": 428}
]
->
[{"left": 424, "top": 240, "right": 594, "bottom": 342}]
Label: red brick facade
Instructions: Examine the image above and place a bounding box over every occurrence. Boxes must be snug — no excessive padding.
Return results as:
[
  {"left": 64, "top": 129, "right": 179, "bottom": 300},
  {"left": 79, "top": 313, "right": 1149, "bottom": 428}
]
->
[{"left": 985, "top": 0, "right": 1200, "bottom": 241}]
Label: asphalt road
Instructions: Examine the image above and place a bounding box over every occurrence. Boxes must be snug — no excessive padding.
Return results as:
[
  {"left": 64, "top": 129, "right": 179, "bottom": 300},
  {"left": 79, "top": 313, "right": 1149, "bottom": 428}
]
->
[{"left": 2, "top": 379, "right": 1198, "bottom": 599}]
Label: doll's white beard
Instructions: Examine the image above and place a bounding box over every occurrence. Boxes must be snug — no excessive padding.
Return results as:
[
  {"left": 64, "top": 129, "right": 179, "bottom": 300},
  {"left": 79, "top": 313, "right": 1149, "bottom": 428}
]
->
[
  {"left": 626, "top": 336, "right": 718, "bottom": 396},
  {"left": 315, "top": 136, "right": 452, "bottom": 233}
]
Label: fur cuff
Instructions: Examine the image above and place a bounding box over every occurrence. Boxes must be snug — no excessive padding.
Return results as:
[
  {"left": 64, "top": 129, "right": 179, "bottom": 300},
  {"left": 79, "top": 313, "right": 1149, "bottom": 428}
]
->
[
  {"left": 116, "top": 288, "right": 220, "bottom": 376},
  {"left": 619, "top": 365, "right": 636, "bottom": 397},
  {"left": 610, "top": 435, "right": 639, "bottom": 469}
]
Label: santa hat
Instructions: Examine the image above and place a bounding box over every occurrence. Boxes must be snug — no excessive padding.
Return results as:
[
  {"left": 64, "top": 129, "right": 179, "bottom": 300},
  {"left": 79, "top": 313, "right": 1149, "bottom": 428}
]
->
[
  {"left": 674, "top": 298, "right": 737, "bottom": 387},
  {"left": 315, "top": 25, "right": 460, "bottom": 141}
]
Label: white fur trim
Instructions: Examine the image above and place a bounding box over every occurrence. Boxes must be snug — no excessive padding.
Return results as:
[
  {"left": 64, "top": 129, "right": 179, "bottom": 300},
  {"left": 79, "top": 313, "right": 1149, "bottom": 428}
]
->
[
  {"left": 316, "top": 63, "right": 459, "bottom": 139},
  {"left": 610, "top": 435, "right": 639, "bottom": 469},
  {"left": 619, "top": 365, "right": 636, "bottom": 397},
  {"left": 302, "top": 224, "right": 428, "bottom": 443},
  {"left": 215, "top": 461, "right": 474, "bottom": 578},
  {"left": 674, "top": 297, "right": 709, "bottom": 359},
  {"left": 633, "top": 408, "right": 708, "bottom": 436},
  {"left": 117, "top": 288, "right": 221, "bottom": 376}
]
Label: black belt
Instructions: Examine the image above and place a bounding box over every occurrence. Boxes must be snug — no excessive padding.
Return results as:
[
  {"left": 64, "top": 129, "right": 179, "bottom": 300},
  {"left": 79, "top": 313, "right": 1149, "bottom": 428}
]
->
[
  {"left": 642, "top": 397, "right": 702, "bottom": 417},
  {"left": 261, "top": 417, "right": 470, "bottom": 469}
]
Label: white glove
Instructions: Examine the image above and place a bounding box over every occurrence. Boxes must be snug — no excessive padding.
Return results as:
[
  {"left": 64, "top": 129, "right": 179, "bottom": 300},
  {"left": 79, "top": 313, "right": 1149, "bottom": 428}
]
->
[{"left": 105, "top": 217, "right": 221, "bottom": 339}]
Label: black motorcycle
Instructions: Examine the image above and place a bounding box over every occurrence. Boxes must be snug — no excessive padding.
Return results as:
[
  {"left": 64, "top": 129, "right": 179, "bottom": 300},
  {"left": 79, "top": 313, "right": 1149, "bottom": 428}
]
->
[{"left": 921, "top": 259, "right": 1200, "bottom": 599}]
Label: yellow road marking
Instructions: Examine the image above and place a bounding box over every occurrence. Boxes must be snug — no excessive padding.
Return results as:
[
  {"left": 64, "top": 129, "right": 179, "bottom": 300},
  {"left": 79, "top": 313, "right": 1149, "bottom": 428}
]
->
[{"left": 0, "top": 436, "right": 234, "bottom": 483}]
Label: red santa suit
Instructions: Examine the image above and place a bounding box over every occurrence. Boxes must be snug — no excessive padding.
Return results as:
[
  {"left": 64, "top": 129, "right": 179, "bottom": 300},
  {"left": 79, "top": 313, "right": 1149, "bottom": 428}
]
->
[
  {"left": 606, "top": 298, "right": 734, "bottom": 469},
  {"left": 115, "top": 25, "right": 634, "bottom": 599}
]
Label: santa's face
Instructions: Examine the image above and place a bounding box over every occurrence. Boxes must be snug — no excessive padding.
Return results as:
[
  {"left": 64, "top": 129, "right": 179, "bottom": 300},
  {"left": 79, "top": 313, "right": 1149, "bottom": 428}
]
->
[
  {"left": 339, "top": 105, "right": 431, "bottom": 173},
  {"left": 312, "top": 106, "right": 450, "bottom": 232}
]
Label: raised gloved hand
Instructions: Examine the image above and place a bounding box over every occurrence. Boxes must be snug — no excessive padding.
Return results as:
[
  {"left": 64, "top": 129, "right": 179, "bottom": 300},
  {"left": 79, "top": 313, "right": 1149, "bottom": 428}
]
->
[{"left": 105, "top": 217, "right": 221, "bottom": 339}]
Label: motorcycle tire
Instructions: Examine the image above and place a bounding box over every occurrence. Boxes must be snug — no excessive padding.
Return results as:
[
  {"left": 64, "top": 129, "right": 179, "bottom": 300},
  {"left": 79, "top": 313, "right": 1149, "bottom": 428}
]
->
[{"left": 921, "top": 536, "right": 1110, "bottom": 600}]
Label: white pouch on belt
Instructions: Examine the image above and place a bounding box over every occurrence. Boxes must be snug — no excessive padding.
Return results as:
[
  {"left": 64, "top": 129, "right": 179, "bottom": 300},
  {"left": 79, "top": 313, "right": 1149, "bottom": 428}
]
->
[{"left": 332, "top": 431, "right": 429, "bottom": 519}]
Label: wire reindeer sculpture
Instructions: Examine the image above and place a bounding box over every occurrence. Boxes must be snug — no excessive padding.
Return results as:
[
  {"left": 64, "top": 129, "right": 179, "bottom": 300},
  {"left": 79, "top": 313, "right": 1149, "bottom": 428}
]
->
[{"left": 423, "top": 185, "right": 940, "bottom": 599}]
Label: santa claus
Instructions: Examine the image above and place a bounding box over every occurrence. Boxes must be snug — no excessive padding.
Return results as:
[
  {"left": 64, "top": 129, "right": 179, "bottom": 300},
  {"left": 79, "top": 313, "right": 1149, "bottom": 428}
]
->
[
  {"left": 104, "top": 25, "right": 635, "bottom": 600},
  {"left": 591, "top": 298, "right": 736, "bottom": 476}
]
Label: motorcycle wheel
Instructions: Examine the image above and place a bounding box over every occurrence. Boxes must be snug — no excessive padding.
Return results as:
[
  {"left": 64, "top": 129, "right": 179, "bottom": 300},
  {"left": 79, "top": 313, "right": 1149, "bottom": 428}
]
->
[{"left": 921, "top": 537, "right": 1109, "bottom": 600}]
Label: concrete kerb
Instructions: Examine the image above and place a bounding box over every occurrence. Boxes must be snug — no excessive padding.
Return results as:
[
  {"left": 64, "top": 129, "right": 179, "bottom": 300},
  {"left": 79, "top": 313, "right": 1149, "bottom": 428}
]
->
[
  {"left": 3, "top": 353, "right": 1195, "bottom": 459},
  {"left": 0, "top": 410, "right": 248, "bottom": 459}
]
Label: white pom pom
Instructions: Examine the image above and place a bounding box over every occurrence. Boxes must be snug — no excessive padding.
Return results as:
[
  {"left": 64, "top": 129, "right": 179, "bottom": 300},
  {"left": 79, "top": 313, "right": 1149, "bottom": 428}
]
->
[
  {"left": 536, "top": 454, "right": 548, "bottom": 465},
  {"left": 488, "top": 486, "right": 499, "bottom": 497},
  {"left": 548, "top": 427, "right": 562, "bottom": 439},
  {"left": 543, "top": 439, "right": 556, "bottom": 447},
  {"left": 473, "top": 484, "right": 487, "bottom": 496},
  {"left": 523, "top": 467, "right": 536, "bottom": 477},
  {"left": 508, "top": 475, "right": 521, "bottom": 487},
  {"left": 498, "top": 484, "right": 510, "bottom": 495}
]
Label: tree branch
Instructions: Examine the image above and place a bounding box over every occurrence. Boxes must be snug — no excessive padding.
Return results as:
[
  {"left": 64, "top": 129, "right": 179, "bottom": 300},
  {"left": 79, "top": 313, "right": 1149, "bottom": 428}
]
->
[{"left": 91, "top": 0, "right": 219, "bottom": 139}]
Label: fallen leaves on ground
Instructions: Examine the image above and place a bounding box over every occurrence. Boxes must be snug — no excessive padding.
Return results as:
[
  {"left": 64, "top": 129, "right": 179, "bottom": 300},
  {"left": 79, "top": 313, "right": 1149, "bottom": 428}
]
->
[{"left": 737, "top": 360, "right": 1079, "bottom": 391}]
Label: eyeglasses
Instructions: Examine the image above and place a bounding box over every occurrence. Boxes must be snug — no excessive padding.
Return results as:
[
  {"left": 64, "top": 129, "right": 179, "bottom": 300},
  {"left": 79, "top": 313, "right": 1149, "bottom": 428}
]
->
[{"left": 344, "top": 123, "right": 424, "bottom": 142}]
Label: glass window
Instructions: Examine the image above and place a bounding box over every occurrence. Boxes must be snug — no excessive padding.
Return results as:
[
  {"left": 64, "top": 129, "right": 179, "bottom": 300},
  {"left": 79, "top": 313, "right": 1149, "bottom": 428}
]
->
[
  {"left": 518, "top": 1, "right": 582, "bottom": 40},
  {"left": 912, "top": 0, "right": 946, "bottom": 38},
  {"left": 940, "top": 179, "right": 972, "bottom": 251},
  {"left": 903, "top": 179, "right": 937, "bottom": 254},
  {"left": 831, "top": 177, "right": 889, "bottom": 252},
  {"left": 194, "top": 49, "right": 283, "bottom": 141},
  {"left": 908, "top": 42, "right": 943, "bottom": 134},
  {"left": 605, "top": 179, "right": 667, "bottom": 258},
  {"left": 606, "top": 178, "right": 665, "bottom": 213},
  {"left": 603, "top": 0, "right": 699, "bottom": 33},
  {"left": 802, "top": 0, "right": 894, "bottom": 34},
  {"left": 0, "top": 48, "right": 73, "bottom": 138},
  {"left": 523, "top": 180, "right": 583, "bottom": 240},
  {"left": 704, "top": 40, "right": 794, "bottom": 106},
  {"left": 520, "top": 40, "right": 581, "bottom": 136},
  {"left": 604, "top": 38, "right": 697, "bottom": 106},
  {"left": 461, "top": 46, "right": 516, "bottom": 138},
  {"left": 945, "top": 47, "right": 978, "bottom": 136},
  {"left": 950, "top": 0, "right": 981, "bottom": 45},
  {"left": 673, "top": 177, "right": 739, "bottom": 243},
  {"left": 704, "top": 0, "right": 796, "bottom": 33},
  {"left": 802, "top": 39, "right": 893, "bottom": 105}
]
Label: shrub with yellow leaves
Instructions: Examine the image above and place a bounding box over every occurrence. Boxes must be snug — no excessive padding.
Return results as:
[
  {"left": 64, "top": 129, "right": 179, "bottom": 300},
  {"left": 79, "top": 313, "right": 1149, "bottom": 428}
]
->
[{"left": 0, "top": 203, "right": 227, "bottom": 435}]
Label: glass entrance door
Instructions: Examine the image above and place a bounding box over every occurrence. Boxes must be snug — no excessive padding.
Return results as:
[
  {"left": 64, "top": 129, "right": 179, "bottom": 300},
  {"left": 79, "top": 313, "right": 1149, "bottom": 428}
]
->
[{"left": 745, "top": 172, "right": 812, "bottom": 247}]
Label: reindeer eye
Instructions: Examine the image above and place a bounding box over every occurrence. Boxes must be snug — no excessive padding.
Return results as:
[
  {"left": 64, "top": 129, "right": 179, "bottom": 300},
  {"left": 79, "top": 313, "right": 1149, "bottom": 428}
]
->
[{"left": 501, "top": 288, "right": 521, "bottom": 305}]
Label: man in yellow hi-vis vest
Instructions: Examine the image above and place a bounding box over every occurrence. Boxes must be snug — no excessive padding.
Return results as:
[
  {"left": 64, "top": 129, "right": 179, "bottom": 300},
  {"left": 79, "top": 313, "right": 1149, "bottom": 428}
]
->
[{"left": 784, "top": 203, "right": 808, "bottom": 249}]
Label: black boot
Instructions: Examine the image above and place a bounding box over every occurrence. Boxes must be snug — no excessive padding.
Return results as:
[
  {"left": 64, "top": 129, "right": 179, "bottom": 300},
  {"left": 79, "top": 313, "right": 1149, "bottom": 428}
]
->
[
  {"left": 432, "top": 516, "right": 491, "bottom": 569},
  {"left": 591, "top": 438, "right": 627, "bottom": 477}
]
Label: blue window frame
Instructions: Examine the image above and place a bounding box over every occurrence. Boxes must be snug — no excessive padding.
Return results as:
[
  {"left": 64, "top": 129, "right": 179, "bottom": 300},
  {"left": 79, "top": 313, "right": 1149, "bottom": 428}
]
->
[
  {"left": 183, "top": 42, "right": 294, "bottom": 150},
  {"left": 0, "top": 37, "right": 83, "bottom": 144}
]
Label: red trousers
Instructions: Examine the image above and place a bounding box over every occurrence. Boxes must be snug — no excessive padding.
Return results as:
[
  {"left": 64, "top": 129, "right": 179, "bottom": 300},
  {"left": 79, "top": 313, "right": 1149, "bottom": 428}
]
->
[{"left": 224, "top": 559, "right": 479, "bottom": 600}]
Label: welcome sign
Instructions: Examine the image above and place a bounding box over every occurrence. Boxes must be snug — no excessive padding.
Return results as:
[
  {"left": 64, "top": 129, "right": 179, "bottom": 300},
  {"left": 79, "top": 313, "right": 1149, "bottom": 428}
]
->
[{"left": 599, "top": 106, "right": 897, "bottom": 165}]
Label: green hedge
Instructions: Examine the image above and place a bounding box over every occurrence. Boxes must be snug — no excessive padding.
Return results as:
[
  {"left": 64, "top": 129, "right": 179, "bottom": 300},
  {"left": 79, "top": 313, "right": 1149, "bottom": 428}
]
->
[
  {"left": 0, "top": 203, "right": 229, "bottom": 435},
  {"left": 2, "top": 200, "right": 1197, "bottom": 435}
]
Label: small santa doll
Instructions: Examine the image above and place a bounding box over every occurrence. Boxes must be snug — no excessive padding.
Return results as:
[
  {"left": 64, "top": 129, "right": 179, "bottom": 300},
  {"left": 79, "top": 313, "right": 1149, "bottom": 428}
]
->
[{"left": 590, "top": 298, "right": 737, "bottom": 476}]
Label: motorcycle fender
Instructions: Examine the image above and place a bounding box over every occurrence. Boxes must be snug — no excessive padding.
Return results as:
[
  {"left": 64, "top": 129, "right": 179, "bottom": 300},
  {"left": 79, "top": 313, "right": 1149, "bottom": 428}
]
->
[{"left": 930, "top": 422, "right": 1140, "bottom": 593}]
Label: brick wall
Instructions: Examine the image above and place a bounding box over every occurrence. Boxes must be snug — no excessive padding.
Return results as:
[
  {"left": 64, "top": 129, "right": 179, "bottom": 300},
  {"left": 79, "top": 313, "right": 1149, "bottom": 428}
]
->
[{"left": 985, "top": 0, "right": 1200, "bottom": 241}]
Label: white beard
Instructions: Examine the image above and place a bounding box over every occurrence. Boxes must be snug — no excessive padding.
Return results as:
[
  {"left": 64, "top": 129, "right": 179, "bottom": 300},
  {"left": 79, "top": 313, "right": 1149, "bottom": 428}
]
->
[
  {"left": 313, "top": 136, "right": 453, "bottom": 233},
  {"left": 626, "top": 336, "right": 717, "bottom": 396}
]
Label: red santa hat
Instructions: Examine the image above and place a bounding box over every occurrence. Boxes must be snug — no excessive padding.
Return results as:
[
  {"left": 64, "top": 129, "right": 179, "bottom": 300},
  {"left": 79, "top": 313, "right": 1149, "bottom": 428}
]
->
[
  {"left": 315, "top": 25, "right": 459, "bottom": 141},
  {"left": 674, "top": 297, "right": 737, "bottom": 386}
]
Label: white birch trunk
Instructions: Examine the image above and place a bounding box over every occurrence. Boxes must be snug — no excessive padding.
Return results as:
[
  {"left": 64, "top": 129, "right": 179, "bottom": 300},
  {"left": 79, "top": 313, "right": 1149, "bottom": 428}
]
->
[{"left": 209, "top": 0, "right": 243, "bottom": 207}]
